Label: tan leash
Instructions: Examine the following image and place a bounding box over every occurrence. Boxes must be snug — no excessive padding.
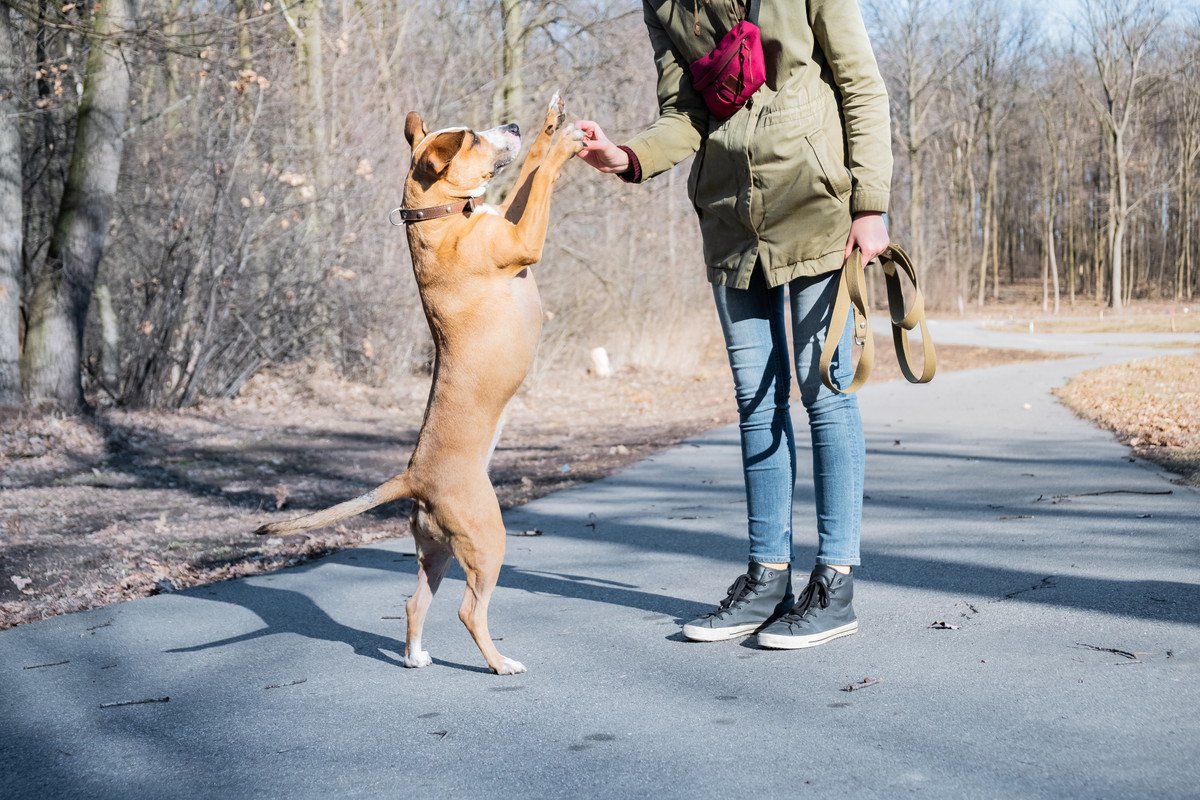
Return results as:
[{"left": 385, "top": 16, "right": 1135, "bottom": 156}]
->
[{"left": 819, "top": 243, "right": 936, "bottom": 394}]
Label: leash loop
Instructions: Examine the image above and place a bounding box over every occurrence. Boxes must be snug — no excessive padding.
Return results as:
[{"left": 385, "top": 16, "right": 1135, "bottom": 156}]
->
[{"left": 819, "top": 243, "right": 937, "bottom": 395}]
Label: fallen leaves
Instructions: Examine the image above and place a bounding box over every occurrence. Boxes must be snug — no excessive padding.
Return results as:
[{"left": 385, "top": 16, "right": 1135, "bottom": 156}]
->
[
  {"left": 929, "top": 620, "right": 960, "bottom": 630},
  {"left": 1055, "top": 355, "right": 1200, "bottom": 485}
]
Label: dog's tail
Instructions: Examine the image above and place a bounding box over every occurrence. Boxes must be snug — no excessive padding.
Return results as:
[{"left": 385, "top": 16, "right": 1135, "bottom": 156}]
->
[{"left": 254, "top": 471, "right": 415, "bottom": 536}]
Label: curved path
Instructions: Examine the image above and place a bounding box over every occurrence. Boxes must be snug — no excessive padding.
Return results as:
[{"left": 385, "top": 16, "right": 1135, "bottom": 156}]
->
[{"left": 2, "top": 322, "right": 1198, "bottom": 799}]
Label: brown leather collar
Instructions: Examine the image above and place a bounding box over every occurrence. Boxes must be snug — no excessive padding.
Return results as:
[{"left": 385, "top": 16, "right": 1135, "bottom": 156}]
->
[{"left": 389, "top": 197, "right": 476, "bottom": 225}]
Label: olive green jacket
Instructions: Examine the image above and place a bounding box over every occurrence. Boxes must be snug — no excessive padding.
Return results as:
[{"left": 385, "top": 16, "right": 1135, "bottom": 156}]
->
[{"left": 623, "top": 0, "right": 893, "bottom": 289}]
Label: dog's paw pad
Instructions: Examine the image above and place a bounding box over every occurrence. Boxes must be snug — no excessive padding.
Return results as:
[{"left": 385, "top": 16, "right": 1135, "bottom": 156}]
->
[
  {"left": 401, "top": 651, "right": 433, "bottom": 668},
  {"left": 494, "top": 657, "right": 527, "bottom": 675}
]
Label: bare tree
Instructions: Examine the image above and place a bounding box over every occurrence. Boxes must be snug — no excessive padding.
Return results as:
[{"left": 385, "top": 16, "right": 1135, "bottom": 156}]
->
[
  {"left": 1074, "top": 0, "right": 1165, "bottom": 311},
  {"left": 21, "top": 0, "right": 131, "bottom": 410},
  {"left": 873, "top": 0, "right": 958, "bottom": 274},
  {"left": 1170, "top": 21, "right": 1200, "bottom": 301},
  {"left": 0, "top": 2, "right": 20, "bottom": 405}
]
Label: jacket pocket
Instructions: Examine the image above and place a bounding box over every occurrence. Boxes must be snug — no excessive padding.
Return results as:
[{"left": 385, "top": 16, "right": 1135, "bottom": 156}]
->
[
  {"left": 806, "top": 128, "right": 853, "bottom": 201},
  {"left": 750, "top": 117, "right": 851, "bottom": 263}
]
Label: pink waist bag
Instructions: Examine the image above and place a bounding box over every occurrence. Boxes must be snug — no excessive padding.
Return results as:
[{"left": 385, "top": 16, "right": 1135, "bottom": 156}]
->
[{"left": 689, "top": 18, "right": 766, "bottom": 120}]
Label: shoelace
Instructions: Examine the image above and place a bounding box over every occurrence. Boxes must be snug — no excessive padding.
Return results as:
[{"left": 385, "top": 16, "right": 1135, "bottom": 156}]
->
[
  {"left": 780, "top": 577, "right": 831, "bottom": 625},
  {"left": 701, "top": 573, "right": 764, "bottom": 619}
]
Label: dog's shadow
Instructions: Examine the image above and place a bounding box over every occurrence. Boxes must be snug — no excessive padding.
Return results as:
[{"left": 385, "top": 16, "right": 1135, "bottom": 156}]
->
[{"left": 165, "top": 549, "right": 708, "bottom": 672}]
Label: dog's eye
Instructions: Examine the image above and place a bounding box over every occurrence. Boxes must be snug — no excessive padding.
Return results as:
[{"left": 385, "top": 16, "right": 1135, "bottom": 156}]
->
[{"left": 471, "top": 133, "right": 481, "bottom": 147}]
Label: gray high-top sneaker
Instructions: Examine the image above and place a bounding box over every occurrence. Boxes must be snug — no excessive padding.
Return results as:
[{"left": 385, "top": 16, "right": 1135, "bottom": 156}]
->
[
  {"left": 756, "top": 565, "right": 858, "bottom": 649},
  {"left": 682, "top": 563, "right": 793, "bottom": 642}
]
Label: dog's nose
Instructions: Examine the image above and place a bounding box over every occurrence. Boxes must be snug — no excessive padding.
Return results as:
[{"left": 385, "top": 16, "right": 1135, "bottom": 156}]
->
[{"left": 501, "top": 123, "right": 520, "bottom": 137}]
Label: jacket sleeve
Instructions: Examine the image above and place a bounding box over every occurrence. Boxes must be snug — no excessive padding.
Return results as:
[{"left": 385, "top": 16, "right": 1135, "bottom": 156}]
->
[
  {"left": 620, "top": 1, "right": 709, "bottom": 182},
  {"left": 809, "top": 0, "right": 894, "bottom": 214}
]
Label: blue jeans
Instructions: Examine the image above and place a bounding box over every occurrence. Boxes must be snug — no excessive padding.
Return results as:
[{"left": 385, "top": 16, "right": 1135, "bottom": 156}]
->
[{"left": 712, "top": 268, "right": 865, "bottom": 566}]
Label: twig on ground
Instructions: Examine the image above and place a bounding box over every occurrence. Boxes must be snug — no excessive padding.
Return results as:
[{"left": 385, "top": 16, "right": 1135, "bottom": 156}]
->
[
  {"left": 99, "top": 696, "right": 170, "bottom": 709},
  {"left": 23, "top": 660, "right": 69, "bottom": 670},
  {"left": 1001, "top": 575, "right": 1058, "bottom": 599},
  {"left": 841, "top": 677, "right": 880, "bottom": 692},
  {"left": 1038, "top": 489, "right": 1173, "bottom": 503},
  {"left": 1074, "top": 643, "right": 1146, "bottom": 660},
  {"left": 264, "top": 678, "right": 307, "bottom": 690}
]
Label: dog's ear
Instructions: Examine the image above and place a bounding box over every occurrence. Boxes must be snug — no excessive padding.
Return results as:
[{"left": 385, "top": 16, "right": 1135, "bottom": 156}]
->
[
  {"left": 417, "top": 129, "right": 467, "bottom": 177},
  {"left": 404, "top": 112, "right": 427, "bottom": 149}
]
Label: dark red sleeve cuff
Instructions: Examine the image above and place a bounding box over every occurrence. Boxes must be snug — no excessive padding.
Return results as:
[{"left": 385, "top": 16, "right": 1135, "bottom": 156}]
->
[{"left": 617, "top": 146, "right": 642, "bottom": 183}]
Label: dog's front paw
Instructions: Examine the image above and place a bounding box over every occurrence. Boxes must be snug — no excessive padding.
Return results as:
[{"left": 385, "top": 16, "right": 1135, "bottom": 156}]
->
[
  {"left": 544, "top": 91, "right": 566, "bottom": 135},
  {"left": 492, "top": 657, "right": 527, "bottom": 675},
  {"left": 401, "top": 650, "right": 433, "bottom": 668},
  {"left": 551, "top": 123, "right": 586, "bottom": 160}
]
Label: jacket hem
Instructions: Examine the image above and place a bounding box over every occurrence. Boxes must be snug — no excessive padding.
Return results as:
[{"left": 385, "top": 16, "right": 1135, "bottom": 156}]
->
[{"left": 707, "top": 248, "right": 845, "bottom": 289}]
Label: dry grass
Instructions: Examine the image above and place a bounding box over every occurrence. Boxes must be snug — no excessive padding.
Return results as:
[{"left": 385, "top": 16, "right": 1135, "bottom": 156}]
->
[
  {"left": 1, "top": 337, "right": 1059, "bottom": 629},
  {"left": 1055, "top": 354, "right": 1200, "bottom": 486}
]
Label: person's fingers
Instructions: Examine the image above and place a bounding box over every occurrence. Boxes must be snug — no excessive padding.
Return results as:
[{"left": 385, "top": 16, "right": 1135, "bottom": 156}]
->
[{"left": 575, "top": 120, "right": 604, "bottom": 142}]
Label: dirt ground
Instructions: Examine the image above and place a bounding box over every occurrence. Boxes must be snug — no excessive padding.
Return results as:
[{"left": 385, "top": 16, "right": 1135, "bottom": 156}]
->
[
  {"left": 1, "top": 335, "right": 1059, "bottom": 629},
  {"left": 1055, "top": 354, "right": 1200, "bottom": 487}
]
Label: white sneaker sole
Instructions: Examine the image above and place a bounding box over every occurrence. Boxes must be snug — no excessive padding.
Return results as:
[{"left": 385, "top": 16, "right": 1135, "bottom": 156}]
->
[
  {"left": 681, "top": 621, "right": 763, "bottom": 642},
  {"left": 756, "top": 620, "right": 859, "bottom": 650}
]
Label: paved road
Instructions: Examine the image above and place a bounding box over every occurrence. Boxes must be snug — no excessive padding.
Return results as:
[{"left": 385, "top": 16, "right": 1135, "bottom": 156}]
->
[{"left": 2, "top": 323, "right": 1198, "bottom": 799}]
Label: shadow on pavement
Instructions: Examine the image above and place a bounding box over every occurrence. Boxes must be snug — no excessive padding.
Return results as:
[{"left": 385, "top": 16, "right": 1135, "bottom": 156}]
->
[{"left": 163, "top": 551, "right": 712, "bottom": 668}]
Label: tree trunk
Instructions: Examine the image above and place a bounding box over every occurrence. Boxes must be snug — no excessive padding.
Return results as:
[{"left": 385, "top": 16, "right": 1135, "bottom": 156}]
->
[
  {"left": 0, "top": 2, "right": 22, "bottom": 405},
  {"left": 486, "top": 0, "right": 523, "bottom": 205},
  {"left": 1178, "top": 133, "right": 1193, "bottom": 300},
  {"left": 906, "top": 80, "right": 925, "bottom": 269},
  {"left": 1111, "top": 126, "right": 1126, "bottom": 311},
  {"left": 92, "top": 280, "right": 119, "bottom": 389},
  {"left": 493, "top": 0, "right": 522, "bottom": 127},
  {"left": 21, "top": 0, "right": 130, "bottom": 411}
]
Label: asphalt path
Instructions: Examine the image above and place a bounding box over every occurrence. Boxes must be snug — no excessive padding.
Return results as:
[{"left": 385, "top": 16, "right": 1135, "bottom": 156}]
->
[{"left": 2, "top": 321, "right": 1198, "bottom": 799}]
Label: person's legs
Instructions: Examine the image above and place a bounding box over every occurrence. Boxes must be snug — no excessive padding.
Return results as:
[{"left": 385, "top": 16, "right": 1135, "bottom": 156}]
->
[
  {"left": 756, "top": 270, "right": 863, "bottom": 650},
  {"left": 713, "top": 268, "right": 797, "bottom": 565},
  {"left": 681, "top": 268, "right": 796, "bottom": 642},
  {"left": 789, "top": 271, "right": 865, "bottom": 568}
]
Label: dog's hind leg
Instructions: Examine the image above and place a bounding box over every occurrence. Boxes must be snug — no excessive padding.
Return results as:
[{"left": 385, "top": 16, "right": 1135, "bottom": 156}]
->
[
  {"left": 458, "top": 543, "right": 524, "bottom": 675},
  {"left": 442, "top": 500, "right": 524, "bottom": 675},
  {"left": 401, "top": 509, "right": 453, "bottom": 669}
]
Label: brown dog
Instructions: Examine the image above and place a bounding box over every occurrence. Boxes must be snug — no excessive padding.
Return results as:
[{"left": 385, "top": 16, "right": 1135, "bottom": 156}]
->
[{"left": 255, "top": 96, "right": 584, "bottom": 674}]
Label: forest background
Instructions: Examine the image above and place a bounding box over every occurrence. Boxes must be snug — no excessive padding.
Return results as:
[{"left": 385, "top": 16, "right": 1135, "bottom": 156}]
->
[{"left": 0, "top": 0, "right": 1194, "bottom": 412}]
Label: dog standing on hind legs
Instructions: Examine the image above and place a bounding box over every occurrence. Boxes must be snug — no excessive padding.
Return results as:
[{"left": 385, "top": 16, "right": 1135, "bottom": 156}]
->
[{"left": 255, "top": 95, "right": 585, "bottom": 675}]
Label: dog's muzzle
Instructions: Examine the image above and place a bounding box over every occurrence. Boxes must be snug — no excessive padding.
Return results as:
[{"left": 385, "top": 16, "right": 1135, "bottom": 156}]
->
[{"left": 481, "top": 123, "right": 521, "bottom": 170}]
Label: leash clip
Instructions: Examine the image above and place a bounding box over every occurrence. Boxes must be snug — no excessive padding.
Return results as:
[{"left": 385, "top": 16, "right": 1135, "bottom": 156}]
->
[{"left": 852, "top": 309, "right": 868, "bottom": 348}]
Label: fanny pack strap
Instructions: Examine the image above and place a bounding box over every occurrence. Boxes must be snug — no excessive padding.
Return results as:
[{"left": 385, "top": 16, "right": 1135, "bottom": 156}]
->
[
  {"left": 694, "top": 0, "right": 761, "bottom": 34},
  {"left": 745, "top": 0, "right": 761, "bottom": 25},
  {"left": 819, "top": 244, "right": 937, "bottom": 395}
]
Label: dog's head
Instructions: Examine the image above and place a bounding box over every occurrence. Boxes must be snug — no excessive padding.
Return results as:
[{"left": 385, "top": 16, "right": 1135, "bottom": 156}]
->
[{"left": 404, "top": 112, "right": 521, "bottom": 198}]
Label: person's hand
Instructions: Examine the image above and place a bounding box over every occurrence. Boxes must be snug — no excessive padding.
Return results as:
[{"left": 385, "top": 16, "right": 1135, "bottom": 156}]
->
[
  {"left": 844, "top": 211, "right": 890, "bottom": 264},
  {"left": 574, "top": 120, "right": 630, "bottom": 174}
]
